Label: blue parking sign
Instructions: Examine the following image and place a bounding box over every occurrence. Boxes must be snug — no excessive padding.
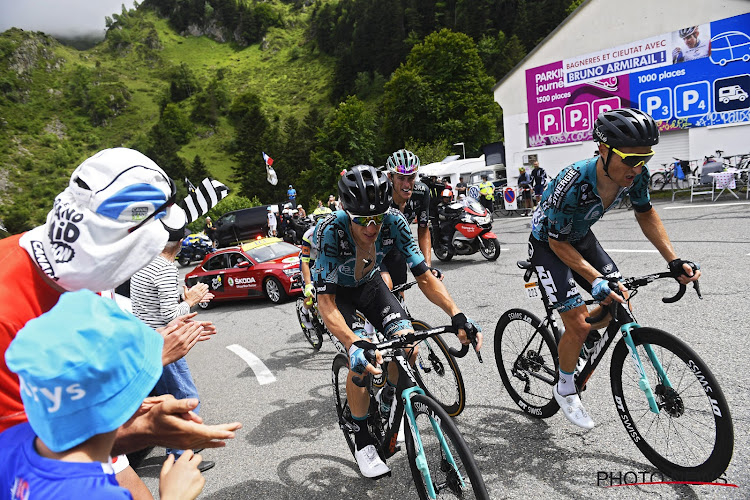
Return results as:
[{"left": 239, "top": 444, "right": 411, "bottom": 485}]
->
[
  {"left": 674, "top": 81, "right": 711, "bottom": 118},
  {"left": 639, "top": 88, "right": 672, "bottom": 121},
  {"left": 714, "top": 74, "right": 750, "bottom": 113}
]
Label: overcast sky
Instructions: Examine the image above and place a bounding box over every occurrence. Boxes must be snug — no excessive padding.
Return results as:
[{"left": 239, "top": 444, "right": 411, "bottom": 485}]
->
[{"left": 0, "top": 0, "right": 137, "bottom": 36}]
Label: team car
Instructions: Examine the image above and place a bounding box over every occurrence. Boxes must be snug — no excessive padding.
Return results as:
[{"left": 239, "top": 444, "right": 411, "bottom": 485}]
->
[{"left": 185, "top": 237, "right": 303, "bottom": 305}]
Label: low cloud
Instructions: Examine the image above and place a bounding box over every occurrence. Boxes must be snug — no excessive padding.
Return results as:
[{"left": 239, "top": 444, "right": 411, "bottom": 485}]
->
[{"left": 0, "top": 0, "right": 136, "bottom": 36}]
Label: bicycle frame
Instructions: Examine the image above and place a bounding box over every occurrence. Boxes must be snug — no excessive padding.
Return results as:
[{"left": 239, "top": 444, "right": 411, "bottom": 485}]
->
[
  {"left": 356, "top": 327, "right": 467, "bottom": 499},
  {"left": 521, "top": 262, "right": 691, "bottom": 417}
]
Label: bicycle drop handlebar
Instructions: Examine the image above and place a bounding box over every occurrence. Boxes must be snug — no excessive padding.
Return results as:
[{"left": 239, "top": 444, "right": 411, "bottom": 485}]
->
[
  {"left": 351, "top": 326, "right": 474, "bottom": 387},
  {"left": 585, "top": 271, "right": 702, "bottom": 325}
]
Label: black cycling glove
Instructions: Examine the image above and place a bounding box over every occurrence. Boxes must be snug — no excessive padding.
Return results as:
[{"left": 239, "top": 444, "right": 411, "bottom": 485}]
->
[
  {"left": 428, "top": 266, "right": 443, "bottom": 280},
  {"left": 668, "top": 258, "right": 700, "bottom": 279}
]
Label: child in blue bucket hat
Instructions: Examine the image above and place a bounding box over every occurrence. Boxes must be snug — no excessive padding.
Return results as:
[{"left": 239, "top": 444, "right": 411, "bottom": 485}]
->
[{"left": 0, "top": 290, "right": 205, "bottom": 499}]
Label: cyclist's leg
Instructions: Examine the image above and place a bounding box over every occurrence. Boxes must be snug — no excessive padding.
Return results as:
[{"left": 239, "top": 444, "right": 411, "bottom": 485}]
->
[
  {"left": 335, "top": 292, "right": 372, "bottom": 421},
  {"left": 571, "top": 231, "right": 624, "bottom": 330},
  {"left": 357, "top": 275, "right": 415, "bottom": 384}
]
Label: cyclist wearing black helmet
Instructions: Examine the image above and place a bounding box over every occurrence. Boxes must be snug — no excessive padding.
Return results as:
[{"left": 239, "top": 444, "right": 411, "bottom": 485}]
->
[
  {"left": 528, "top": 108, "right": 701, "bottom": 430},
  {"left": 312, "top": 165, "right": 482, "bottom": 479}
]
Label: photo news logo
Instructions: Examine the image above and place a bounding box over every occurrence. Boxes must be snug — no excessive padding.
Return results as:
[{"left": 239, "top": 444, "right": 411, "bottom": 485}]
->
[{"left": 596, "top": 471, "right": 738, "bottom": 488}]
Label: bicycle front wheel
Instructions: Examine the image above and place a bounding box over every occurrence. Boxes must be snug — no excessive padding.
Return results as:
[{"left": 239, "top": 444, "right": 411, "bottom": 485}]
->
[
  {"left": 331, "top": 353, "right": 357, "bottom": 456},
  {"left": 650, "top": 172, "right": 667, "bottom": 191},
  {"left": 411, "top": 320, "right": 466, "bottom": 417},
  {"left": 296, "top": 297, "right": 323, "bottom": 350},
  {"left": 404, "top": 394, "right": 489, "bottom": 499},
  {"left": 610, "top": 328, "right": 733, "bottom": 481},
  {"left": 494, "top": 309, "right": 560, "bottom": 418}
]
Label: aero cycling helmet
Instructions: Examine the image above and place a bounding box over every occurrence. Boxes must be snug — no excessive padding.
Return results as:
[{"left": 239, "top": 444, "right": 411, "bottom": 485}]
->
[
  {"left": 593, "top": 108, "right": 659, "bottom": 148},
  {"left": 386, "top": 149, "right": 420, "bottom": 175},
  {"left": 338, "top": 165, "right": 392, "bottom": 216},
  {"left": 679, "top": 26, "right": 697, "bottom": 38}
]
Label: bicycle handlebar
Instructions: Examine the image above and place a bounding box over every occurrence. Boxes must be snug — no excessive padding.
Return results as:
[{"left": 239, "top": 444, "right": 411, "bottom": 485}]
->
[{"left": 585, "top": 272, "right": 702, "bottom": 324}]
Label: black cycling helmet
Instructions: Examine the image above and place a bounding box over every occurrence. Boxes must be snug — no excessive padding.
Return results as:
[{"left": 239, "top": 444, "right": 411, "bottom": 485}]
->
[
  {"left": 338, "top": 165, "right": 391, "bottom": 216},
  {"left": 593, "top": 108, "right": 659, "bottom": 148}
]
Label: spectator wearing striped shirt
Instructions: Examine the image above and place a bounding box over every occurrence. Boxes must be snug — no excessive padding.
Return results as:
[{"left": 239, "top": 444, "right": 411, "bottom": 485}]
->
[{"left": 130, "top": 229, "right": 215, "bottom": 472}]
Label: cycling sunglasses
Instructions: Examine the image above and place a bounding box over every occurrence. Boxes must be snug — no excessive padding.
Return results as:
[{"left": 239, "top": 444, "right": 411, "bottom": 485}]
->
[
  {"left": 348, "top": 212, "right": 386, "bottom": 227},
  {"left": 128, "top": 176, "right": 177, "bottom": 233},
  {"left": 606, "top": 145, "right": 654, "bottom": 168}
]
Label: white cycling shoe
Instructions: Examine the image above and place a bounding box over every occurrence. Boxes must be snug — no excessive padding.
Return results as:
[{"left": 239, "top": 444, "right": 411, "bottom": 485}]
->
[
  {"left": 553, "top": 385, "right": 595, "bottom": 430},
  {"left": 354, "top": 444, "right": 391, "bottom": 478}
]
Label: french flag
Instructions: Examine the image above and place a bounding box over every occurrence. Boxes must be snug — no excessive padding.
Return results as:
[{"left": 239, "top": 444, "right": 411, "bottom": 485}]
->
[{"left": 262, "top": 152, "right": 274, "bottom": 166}]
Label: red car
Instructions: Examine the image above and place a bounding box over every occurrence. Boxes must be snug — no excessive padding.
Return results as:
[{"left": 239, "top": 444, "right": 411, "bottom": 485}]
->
[{"left": 185, "top": 237, "right": 303, "bottom": 305}]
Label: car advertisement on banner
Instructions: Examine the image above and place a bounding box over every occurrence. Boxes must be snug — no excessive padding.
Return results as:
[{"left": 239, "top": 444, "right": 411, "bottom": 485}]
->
[{"left": 526, "top": 12, "right": 750, "bottom": 147}]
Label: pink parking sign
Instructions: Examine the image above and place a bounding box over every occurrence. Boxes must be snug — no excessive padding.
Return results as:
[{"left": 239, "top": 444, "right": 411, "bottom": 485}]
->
[{"left": 526, "top": 61, "right": 630, "bottom": 147}]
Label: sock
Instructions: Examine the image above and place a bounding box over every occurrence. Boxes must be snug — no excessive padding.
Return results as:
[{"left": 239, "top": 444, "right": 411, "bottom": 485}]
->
[
  {"left": 557, "top": 368, "right": 576, "bottom": 396},
  {"left": 352, "top": 414, "right": 372, "bottom": 450}
]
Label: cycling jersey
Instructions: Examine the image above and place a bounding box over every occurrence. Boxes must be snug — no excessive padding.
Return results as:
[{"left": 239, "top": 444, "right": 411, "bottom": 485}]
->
[
  {"left": 531, "top": 157, "right": 651, "bottom": 243},
  {"left": 300, "top": 226, "right": 317, "bottom": 264},
  {"left": 312, "top": 209, "right": 428, "bottom": 293},
  {"left": 391, "top": 181, "right": 431, "bottom": 227}
]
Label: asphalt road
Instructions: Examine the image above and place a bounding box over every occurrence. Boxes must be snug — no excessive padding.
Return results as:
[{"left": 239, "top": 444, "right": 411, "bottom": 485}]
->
[{"left": 137, "top": 198, "right": 750, "bottom": 499}]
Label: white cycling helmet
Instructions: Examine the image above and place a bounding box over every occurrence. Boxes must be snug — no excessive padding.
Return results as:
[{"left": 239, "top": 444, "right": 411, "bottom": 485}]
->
[
  {"left": 679, "top": 26, "right": 697, "bottom": 38},
  {"left": 386, "top": 149, "right": 420, "bottom": 175}
]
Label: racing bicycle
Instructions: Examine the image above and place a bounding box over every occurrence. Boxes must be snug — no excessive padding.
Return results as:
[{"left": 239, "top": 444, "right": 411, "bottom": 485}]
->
[
  {"left": 332, "top": 326, "right": 489, "bottom": 499},
  {"left": 494, "top": 260, "right": 733, "bottom": 481},
  {"left": 297, "top": 281, "right": 468, "bottom": 416}
]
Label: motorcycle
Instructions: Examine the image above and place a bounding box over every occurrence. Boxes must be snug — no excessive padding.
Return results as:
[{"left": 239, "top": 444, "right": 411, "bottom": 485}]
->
[
  {"left": 432, "top": 198, "right": 500, "bottom": 262},
  {"left": 176, "top": 233, "right": 215, "bottom": 267}
]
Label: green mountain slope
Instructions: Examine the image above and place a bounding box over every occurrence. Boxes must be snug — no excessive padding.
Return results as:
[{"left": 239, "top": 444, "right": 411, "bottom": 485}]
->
[{"left": 0, "top": 5, "right": 335, "bottom": 233}]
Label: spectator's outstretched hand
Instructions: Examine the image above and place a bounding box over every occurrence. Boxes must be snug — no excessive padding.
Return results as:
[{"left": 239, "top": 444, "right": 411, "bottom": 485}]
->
[
  {"left": 160, "top": 451, "right": 205, "bottom": 500},
  {"left": 184, "top": 283, "right": 210, "bottom": 307},
  {"left": 114, "top": 395, "right": 242, "bottom": 455},
  {"left": 159, "top": 320, "right": 204, "bottom": 365}
]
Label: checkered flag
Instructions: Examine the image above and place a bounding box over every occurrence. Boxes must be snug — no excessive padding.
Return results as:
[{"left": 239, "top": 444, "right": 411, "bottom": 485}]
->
[{"left": 181, "top": 178, "right": 229, "bottom": 223}]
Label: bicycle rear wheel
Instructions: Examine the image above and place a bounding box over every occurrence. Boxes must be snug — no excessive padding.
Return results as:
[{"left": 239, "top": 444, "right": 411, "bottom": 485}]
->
[
  {"left": 494, "top": 309, "right": 560, "bottom": 418},
  {"left": 411, "top": 320, "right": 466, "bottom": 417},
  {"left": 296, "top": 298, "right": 323, "bottom": 350},
  {"left": 650, "top": 172, "right": 668, "bottom": 191},
  {"left": 610, "top": 328, "right": 733, "bottom": 481},
  {"left": 404, "top": 394, "right": 489, "bottom": 499}
]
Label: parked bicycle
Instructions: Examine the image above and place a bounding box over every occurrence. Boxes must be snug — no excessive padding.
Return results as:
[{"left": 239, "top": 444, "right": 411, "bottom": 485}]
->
[
  {"left": 298, "top": 281, "right": 468, "bottom": 417},
  {"left": 649, "top": 159, "right": 690, "bottom": 191},
  {"left": 332, "top": 326, "right": 489, "bottom": 499},
  {"left": 494, "top": 185, "right": 535, "bottom": 217},
  {"left": 494, "top": 259, "right": 733, "bottom": 481}
]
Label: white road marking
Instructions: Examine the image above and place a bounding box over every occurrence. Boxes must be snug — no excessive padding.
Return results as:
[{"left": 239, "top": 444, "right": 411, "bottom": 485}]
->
[
  {"left": 226, "top": 344, "right": 276, "bottom": 385},
  {"left": 663, "top": 202, "right": 750, "bottom": 210},
  {"left": 604, "top": 249, "right": 659, "bottom": 253}
]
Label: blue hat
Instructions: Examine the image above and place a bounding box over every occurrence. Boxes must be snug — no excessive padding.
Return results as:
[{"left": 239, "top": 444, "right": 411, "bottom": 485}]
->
[{"left": 6, "top": 290, "right": 163, "bottom": 452}]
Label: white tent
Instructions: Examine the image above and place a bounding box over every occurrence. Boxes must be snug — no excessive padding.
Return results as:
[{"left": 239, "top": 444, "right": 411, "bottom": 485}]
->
[{"left": 420, "top": 155, "right": 503, "bottom": 187}]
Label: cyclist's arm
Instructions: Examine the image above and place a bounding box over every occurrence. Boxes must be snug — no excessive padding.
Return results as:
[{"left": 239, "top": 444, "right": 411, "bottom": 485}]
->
[
  {"left": 634, "top": 208, "right": 700, "bottom": 284},
  {"left": 414, "top": 271, "right": 459, "bottom": 317},
  {"left": 316, "top": 293, "right": 360, "bottom": 349},
  {"left": 417, "top": 226, "right": 432, "bottom": 267}
]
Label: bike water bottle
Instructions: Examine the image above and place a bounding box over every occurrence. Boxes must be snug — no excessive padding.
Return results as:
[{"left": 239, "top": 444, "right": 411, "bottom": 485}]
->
[{"left": 377, "top": 384, "right": 396, "bottom": 416}]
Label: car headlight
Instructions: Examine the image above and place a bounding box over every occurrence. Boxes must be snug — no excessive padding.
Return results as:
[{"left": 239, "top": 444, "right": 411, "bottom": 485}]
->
[{"left": 282, "top": 268, "right": 299, "bottom": 276}]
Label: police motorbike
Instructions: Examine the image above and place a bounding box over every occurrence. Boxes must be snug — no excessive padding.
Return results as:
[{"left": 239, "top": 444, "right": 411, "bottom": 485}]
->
[
  {"left": 176, "top": 233, "right": 215, "bottom": 267},
  {"left": 432, "top": 198, "right": 500, "bottom": 262}
]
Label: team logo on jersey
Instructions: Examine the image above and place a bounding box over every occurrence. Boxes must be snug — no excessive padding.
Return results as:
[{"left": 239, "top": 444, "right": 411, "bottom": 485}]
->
[
  {"left": 579, "top": 183, "right": 596, "bottom": 204},
  {"left": 550, "top": 169, "right": 581, "bottom": 209}
]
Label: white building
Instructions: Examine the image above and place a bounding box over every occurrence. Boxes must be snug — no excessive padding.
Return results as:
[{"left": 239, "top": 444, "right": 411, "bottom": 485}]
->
[{"left": 493, "top": 0, "right": 750, "bottom": 185}]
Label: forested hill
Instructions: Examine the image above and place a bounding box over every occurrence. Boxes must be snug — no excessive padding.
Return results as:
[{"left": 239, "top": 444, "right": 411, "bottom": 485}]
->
[{"left": 0, "top": 0, "right": 579, "bottom": 235}]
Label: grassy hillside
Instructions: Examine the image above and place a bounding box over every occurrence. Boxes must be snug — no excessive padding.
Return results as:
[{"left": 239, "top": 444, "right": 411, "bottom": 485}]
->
[{"left": 0, "top": 4, "right": 335, "bottom": 233}]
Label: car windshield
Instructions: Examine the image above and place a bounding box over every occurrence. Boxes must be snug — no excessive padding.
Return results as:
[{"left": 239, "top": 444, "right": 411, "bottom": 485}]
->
[{"left": 247, "top": 241, "right": 299, "bottom": 263}]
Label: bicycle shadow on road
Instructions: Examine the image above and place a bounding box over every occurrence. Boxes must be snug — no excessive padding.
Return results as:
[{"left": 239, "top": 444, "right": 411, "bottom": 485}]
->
[{"left": 457, "top": 403, "right": 716, "bottom": 499}]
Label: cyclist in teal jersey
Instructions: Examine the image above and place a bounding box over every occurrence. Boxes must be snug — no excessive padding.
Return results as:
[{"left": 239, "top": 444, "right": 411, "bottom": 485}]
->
[
  {"left": 528, "top": 108, "right": 701, "bottom": 430},
  {"left": 312, "top": 165, "right": 482, "bottom": 479}
]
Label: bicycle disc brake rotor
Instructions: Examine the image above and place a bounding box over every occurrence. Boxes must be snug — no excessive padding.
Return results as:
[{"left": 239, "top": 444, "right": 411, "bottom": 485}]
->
[{"left": 655, "top": 384, "right": 685, "bottom": 417}]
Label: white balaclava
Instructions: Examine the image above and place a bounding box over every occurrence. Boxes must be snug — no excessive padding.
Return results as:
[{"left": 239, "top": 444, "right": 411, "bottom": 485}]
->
[{"left": 19, "top": 148, "right": 187, "bottom": 291}]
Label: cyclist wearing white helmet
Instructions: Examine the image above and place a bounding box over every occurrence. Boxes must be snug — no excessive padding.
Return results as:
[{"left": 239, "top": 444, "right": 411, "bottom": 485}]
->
[
  {"left": 673, "top": 25, "right": 709, "bottom": 63},
  {"left": 529, "top": 108, "right": 701, "bottom": 430},
  {"left": 381, "top": 149, "right": 439, "bottom": 291}
]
